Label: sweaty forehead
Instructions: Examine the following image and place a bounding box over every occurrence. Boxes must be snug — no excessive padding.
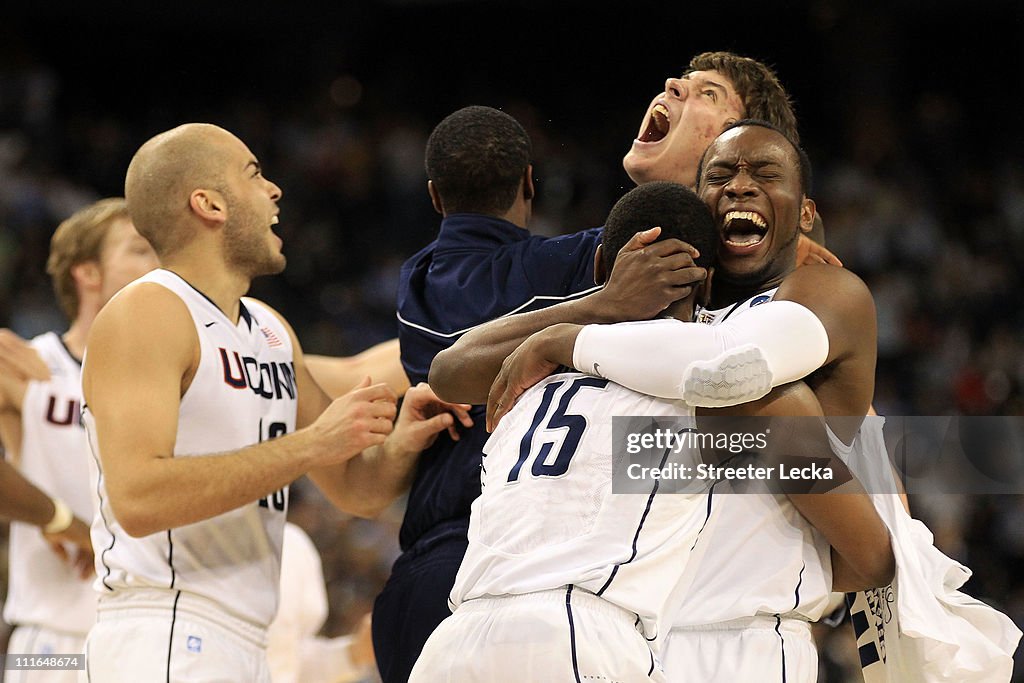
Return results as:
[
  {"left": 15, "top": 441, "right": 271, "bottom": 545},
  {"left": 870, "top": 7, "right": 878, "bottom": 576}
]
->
[{"left": 706, "top": 126, "right": 797, "bottom": 167}]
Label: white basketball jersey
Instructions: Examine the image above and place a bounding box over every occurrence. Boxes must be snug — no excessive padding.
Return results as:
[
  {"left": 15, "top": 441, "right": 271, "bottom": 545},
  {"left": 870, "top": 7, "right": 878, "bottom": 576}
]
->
[
  {"left": 83, "top": 269, "right": 298, "bottom": 628},
  {"left": 4, "top": 332, "right": 95, "bottom": 635},
  {"left": 674, "top": 289, "right": 831, "bottom": 627},
  {"left": 452, "top": 372, "right": 710, "bottom": 646}
]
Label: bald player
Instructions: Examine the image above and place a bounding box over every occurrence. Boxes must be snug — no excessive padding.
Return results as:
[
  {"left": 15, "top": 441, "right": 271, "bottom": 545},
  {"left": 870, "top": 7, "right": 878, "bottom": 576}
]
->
[{"left": 81, "top": 123, "right": 467, "bottom": 682}]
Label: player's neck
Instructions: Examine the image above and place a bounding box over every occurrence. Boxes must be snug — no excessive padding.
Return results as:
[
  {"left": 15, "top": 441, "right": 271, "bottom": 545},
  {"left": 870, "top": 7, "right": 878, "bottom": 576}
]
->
[
  {"left": 708, "top": 275, "right": 785, "bottom": 310},
  {"left": 161, "top": 258, "right": 251, "bottom": 324},
  {"left": 62, "top": 317, "right": 90, "bottom": 362},
  {"left": 499, "top": 198, "right": 531, "bottom": 230}
]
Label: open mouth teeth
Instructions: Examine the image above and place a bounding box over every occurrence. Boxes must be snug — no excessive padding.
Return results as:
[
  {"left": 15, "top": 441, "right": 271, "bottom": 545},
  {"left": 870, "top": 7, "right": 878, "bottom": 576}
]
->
[
  {"left": 271, "top": 216, "right": 280, "bottom": 225},
  {"left": 723, "top": 210, "right": 767, "bottom": 246},
  {"left": 640, "top": 103, "right": 670, "bottom": 143}
]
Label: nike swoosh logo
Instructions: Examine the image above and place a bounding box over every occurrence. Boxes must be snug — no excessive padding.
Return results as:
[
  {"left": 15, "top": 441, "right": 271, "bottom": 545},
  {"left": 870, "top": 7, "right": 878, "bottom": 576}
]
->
[{"left": 204, "top": 322, "right": 217, "bottom": 328}]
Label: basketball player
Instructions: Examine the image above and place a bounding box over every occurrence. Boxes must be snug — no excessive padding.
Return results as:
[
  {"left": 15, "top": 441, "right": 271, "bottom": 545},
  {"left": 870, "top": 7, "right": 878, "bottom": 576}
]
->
[
  {"left": 80, "top": 123, "right": 467, "bottom": 682},
  {"left": 378, "top": 52, "right": 841, "bottom": 683},
  {"left": 432, "top": 121, "right": 889, "bottom": 681},
  {"left": 0, "top": 198, "right": 159, "bottom": 682},
  {"left": 411, "top": 182, "right": 889, "bottom": 682}
]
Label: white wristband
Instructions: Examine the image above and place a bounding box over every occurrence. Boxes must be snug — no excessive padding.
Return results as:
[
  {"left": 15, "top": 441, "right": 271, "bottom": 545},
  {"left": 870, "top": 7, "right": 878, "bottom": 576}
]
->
[{"left": 43, "top": 497, "right": 74, "bottom": 534}]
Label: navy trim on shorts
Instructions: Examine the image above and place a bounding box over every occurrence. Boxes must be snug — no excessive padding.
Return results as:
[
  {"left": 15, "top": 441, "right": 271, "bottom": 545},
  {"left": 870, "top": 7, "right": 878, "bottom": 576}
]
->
[
  {"left": 565, "top": 586, "right": 582, "bottom": 683},
  {"left": 774, "top": 614, "right": 787, "bottom": 683},
  {"left": 167, "top": 590, "right": 181, "bottom": 683}
]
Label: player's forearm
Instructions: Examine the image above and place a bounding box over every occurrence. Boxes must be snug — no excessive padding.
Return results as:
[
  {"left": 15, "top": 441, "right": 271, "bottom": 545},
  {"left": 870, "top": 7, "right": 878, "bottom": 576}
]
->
[
  {"left": 429, "top": 297, "right": 612, "bottom": 404},
  {"left": 309, "top": 439, "right": 416, "bottom": 518},
  {"left": 572, "top": 301, "right": 829, "bottom": 406},
  {"left": 830, "top": 547, "right": 891, "bottom": 593},
  {"left": 106, "top": 429, "right": 323, "bottom": 537},
  {"left": 0, "top": 460, "right": 57, "bottom": 526},
  {"left": 788, "top": 491, "right": 895, "bottom": 590}
]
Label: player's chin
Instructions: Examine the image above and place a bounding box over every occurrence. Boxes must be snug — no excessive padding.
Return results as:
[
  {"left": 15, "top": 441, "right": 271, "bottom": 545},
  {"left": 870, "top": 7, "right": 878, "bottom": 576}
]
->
[
  {"left": 255, "top": 253, "right": 287, "bottom": 277},
  {"left": 717, "top": 240, "right": 765, "bottom": 271},
  {"left": 623, "top": 148, "right": 660, "bottom": 184}
]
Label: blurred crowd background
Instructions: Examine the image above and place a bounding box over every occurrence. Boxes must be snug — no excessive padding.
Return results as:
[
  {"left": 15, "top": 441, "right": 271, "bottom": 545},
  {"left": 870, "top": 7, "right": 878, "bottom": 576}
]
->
[{"left": 1, "top": 1, "right": 1022, "bottom": 680}]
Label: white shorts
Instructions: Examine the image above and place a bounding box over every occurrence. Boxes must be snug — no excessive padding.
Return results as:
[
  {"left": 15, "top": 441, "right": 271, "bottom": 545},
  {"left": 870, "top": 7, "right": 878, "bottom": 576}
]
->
[
  {"left": 662, "top": 616, "right": 817, "bottom": 682},
  {"left": 409, "top": 587, "right": 666, "bottom": 683},
  {"left": 84, "top": 588, "right": 270, "bottom": 683},
  {"left": 4, "top": 624, "right": 86, "bottom": 683}
]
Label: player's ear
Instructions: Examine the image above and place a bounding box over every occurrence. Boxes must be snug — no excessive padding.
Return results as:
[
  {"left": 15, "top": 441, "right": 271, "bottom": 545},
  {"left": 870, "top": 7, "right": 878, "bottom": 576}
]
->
[
  {"left": 190, "top": 188, "right": 227, "bottom": 225},
  {"left": 799, "top": 197, "right": 816, "bottom": 235},
  {"left": 522, "top": 165, "right": 535, "bottom": 201},
  {"left": 427, "top": 180, "right": 444, "bottom": 216},
  {"left": 594, "top": 245, "right": 607, "bottom": 285},
  {"left": 71, "top": 261, "right": 101, "bottom": 292}
]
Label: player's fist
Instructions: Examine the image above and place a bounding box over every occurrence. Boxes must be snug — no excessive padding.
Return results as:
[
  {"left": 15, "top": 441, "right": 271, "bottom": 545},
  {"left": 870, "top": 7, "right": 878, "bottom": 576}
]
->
[{"left": 310, "top": 377, "right": 397, "bottom": 465}]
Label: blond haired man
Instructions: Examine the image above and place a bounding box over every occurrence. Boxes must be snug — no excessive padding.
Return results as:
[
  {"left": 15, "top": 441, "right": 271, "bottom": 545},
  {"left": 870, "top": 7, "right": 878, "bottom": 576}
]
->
[{"left": 0, "top": 198, "right": 159, "bottom": 682}]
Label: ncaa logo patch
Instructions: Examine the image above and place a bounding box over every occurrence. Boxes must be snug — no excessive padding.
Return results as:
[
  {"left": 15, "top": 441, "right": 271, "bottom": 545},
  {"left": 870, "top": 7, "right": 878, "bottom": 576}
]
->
[
  {"left": 750, "top": 295, "right": 771, "bottom": 307},
  {"left": 187, "top": 636, "right": 203, "bottom": 653}
]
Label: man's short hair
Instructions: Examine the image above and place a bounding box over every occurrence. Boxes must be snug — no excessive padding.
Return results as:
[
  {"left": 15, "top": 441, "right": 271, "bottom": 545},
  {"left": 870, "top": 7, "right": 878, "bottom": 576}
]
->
[
  {"left": 686, "top": 52, "right": 799, "bottom": 144},
  {"left": 696, "top": 119, "right": 813, "bottom": 196},
  {"left": 425, "top": 105, "right": 531, "bottom": 215},
  {"left": 46, "top": 198, "right": 130, "bottom": 321},
  {"left": 602, "top": 181, "right": 717, "bottom": 276}
]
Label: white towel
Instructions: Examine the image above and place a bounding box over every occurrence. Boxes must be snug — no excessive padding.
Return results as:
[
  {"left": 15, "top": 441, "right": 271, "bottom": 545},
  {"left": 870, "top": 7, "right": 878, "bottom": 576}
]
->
[{"left": 834, "top": 417, "right": 1021, "bottom": 682}]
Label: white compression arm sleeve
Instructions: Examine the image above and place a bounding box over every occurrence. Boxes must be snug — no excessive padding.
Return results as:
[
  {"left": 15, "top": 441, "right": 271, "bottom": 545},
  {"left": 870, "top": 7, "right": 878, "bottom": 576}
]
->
[{"left": 571, "top": 300, "right": 830, "bottom": 407}]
